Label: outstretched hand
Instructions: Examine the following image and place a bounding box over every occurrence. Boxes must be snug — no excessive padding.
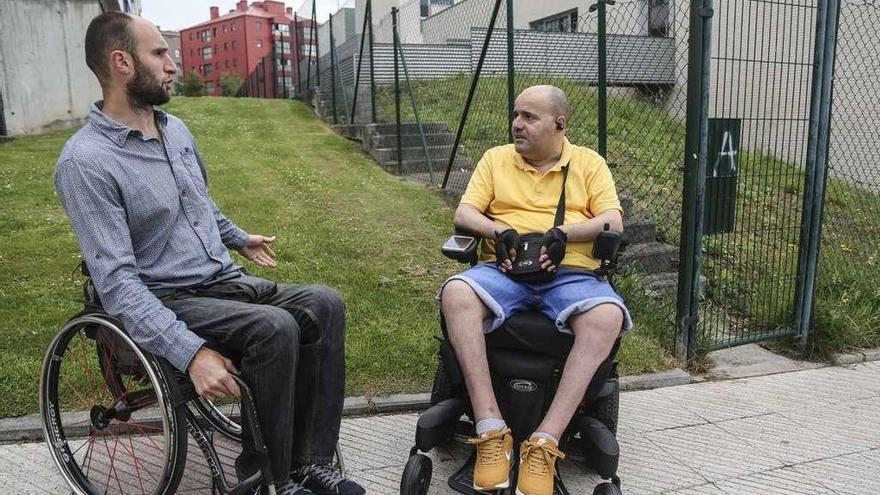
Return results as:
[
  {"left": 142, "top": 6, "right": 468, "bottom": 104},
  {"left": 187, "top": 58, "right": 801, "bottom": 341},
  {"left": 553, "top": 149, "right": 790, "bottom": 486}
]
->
[{"left": 239, "top": 234, "right": 277, "bottom": 268}]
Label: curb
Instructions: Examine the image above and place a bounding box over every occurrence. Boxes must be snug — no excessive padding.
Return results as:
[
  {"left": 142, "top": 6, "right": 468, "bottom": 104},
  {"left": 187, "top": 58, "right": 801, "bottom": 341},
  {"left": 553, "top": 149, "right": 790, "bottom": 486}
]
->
[
  {"left": 0, "top": 369, "right": 689, "bottom": 444},
  {"left": 5, "top": 348, "right": 878, "bottom": 444}
]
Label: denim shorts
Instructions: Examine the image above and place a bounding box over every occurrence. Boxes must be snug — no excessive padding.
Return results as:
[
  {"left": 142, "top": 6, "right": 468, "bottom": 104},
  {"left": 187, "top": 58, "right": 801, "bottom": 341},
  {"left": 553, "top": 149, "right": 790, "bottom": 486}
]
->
[{"left": 440, "top": 263, "right": 633, "bottom": 335}]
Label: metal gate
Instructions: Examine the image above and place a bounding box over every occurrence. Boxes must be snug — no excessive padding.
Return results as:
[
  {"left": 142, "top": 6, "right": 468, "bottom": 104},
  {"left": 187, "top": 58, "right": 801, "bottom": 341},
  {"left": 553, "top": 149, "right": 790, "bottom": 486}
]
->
[{"left": 678, "top": 0, "right": 842, "bottom": 358}]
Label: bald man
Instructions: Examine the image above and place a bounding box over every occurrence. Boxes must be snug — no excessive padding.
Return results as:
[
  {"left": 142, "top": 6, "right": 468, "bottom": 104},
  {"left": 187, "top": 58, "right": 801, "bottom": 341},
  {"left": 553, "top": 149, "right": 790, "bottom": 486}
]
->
[{"left": 439, "top": 85, "right": 632, "bottom": 495}]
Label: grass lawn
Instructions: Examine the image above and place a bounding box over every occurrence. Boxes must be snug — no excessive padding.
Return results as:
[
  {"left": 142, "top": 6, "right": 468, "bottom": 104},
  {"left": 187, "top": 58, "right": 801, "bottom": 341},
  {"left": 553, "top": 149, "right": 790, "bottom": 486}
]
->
[
  {"left": 0, "top": 96, "right": 674, "bottom": 418},
  {"left": 379, "top": 75, "right": 880, "bottom": 359}
]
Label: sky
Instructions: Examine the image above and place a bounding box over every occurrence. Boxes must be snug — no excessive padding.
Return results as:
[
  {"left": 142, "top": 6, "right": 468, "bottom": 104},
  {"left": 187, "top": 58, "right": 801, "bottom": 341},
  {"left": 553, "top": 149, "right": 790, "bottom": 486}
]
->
[{"left": 141, "top": 0, "right": 353, "bottom": 32}]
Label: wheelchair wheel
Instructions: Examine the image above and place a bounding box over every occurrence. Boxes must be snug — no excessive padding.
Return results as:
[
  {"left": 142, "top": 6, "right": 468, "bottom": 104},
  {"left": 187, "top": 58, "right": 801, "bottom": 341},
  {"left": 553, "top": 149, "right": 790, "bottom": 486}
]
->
[
  {"left": 40, "top": 315, "right": 188, "bottom": 495},
  {"left": 400, "top": 453, "right": 432, "bottom": 495},
  {"left": 193, "top": 396, "right": 242, "bottom": 441},
  {"left": 430, "top": 356, "right": 454, "bottom": 406},
  {"left": 593, "top": 380, "right": 619, "bottom": 435}
]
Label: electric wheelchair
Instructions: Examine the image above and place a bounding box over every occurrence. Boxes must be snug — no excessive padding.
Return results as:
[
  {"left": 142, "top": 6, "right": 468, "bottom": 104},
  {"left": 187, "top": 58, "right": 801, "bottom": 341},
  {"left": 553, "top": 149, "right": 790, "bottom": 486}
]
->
[
  {"left": 39, "top": 263, "right": 344, "bottom": 495},
  {"left": 400, "top": 226, "right": 626, "bottom": 495}
]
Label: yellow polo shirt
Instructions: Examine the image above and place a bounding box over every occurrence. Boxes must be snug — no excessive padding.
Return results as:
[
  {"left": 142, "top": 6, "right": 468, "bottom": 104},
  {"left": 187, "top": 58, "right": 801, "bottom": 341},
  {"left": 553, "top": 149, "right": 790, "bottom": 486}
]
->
[{"left": 459, "top": 138, "right": 622, "bottom": 270}]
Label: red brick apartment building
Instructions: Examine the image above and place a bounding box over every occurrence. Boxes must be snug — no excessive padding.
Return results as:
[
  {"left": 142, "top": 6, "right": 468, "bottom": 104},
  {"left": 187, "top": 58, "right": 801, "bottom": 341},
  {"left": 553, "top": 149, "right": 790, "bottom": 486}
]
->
[{"left": 180, "top": 1, "right": 316, "bottom": 97}]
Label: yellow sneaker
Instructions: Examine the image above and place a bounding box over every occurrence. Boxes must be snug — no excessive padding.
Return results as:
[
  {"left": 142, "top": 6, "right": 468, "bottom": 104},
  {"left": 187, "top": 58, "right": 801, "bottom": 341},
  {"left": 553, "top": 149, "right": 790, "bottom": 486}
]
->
[
  {"left": 468, "top": 427, "right": 514, "bottom": 490},
  {"left": 515, "top": 436, "right": 566, "bottom": 495}
]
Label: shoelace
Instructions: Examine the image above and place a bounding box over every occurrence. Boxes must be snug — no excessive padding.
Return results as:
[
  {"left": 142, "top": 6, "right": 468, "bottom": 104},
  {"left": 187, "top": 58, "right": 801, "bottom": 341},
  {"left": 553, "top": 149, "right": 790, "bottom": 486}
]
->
[
  {"left": 303, "top": 464, "right": 346, "bottom": 488},
  {"left": 522, "top": 440, "right": 565, "bottom": 476},
  {"left": 469, "top": 429, "right": 508, "bottom": 465}
]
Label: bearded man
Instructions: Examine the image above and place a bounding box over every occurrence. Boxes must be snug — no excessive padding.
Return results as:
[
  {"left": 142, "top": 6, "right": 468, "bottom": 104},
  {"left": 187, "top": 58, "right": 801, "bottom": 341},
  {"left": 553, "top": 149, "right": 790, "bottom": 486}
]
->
[{"left": 53, "top": 11, "right": 364, "bottom": 495}]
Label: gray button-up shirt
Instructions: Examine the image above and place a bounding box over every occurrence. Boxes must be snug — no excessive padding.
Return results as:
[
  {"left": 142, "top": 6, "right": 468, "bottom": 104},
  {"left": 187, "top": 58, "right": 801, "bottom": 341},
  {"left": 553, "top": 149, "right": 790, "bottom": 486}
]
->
[{"left": 55, "top": 102, "right": 249, "bottom": 371}]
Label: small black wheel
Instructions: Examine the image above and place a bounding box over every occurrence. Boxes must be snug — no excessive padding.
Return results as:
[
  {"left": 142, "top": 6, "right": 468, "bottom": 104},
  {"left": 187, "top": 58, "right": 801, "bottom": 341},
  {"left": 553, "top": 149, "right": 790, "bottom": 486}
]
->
[
  {"left": 593, "top": 481, "right": 622, "bottom": 495},
  {"left": 400, "top": 453, "right": 432, "bottom": 495}
]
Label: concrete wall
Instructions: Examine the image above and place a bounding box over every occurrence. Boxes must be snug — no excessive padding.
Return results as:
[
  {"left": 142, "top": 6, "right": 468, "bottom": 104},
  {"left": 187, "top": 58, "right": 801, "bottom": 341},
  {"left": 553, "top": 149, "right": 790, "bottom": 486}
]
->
[{"left": 0, "top": 0, "right": 103, "bottom": 137}]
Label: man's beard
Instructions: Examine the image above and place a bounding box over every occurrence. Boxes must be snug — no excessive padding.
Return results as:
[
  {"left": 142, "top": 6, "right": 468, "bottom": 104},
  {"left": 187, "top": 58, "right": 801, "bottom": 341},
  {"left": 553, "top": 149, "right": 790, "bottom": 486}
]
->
[{"left": 127, "top": 59, "right": 171, "bottom": 108}]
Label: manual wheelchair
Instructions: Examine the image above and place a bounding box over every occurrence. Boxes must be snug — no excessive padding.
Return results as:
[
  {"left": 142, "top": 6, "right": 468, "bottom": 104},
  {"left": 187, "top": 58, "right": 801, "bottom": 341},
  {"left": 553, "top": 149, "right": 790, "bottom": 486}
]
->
[
  {"left": 39, "top": 263, "right": 343, "bottom": 495},
  {"left": 400, "top": 226, "right": 626, "bottom": 495}
]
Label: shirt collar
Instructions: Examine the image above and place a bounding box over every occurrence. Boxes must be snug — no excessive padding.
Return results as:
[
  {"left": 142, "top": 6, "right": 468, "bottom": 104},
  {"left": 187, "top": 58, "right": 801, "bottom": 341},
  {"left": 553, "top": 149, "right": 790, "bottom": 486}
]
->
[
  {"left": 88, "top": 101, "right": 168, "bottom": 148},
  {"left": 514, "top": 137, "right": 573, "bottom": 173}
]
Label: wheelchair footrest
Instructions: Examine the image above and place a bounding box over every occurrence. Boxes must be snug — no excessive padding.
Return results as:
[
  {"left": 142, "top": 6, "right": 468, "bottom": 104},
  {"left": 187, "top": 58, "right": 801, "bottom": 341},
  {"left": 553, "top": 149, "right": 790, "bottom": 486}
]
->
[{"left": 447, "top": 453, "right": 570, "bottom": 495}]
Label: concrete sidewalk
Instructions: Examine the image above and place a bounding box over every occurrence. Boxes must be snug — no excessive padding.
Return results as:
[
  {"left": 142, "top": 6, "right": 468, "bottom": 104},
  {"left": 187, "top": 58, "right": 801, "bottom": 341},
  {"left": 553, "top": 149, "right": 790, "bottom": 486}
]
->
[{"left": 2, "top": 361, "right": 878, "bottom": 494}]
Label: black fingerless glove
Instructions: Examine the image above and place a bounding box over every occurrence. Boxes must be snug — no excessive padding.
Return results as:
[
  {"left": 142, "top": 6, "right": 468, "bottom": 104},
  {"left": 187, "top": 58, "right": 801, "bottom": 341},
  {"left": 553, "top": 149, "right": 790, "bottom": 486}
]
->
[
  {"left": 494, "top": 228, "right": 519, "bottom": 267},
  {"left": 541, "top": 227, "right": 568, "bottom": 268}
]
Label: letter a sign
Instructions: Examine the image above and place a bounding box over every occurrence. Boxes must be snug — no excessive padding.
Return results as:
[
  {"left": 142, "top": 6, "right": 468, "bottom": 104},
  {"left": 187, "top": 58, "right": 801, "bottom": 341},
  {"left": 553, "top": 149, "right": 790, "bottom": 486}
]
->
[{"left": 704, "top": 118, "right": 741, "bottom": 235}]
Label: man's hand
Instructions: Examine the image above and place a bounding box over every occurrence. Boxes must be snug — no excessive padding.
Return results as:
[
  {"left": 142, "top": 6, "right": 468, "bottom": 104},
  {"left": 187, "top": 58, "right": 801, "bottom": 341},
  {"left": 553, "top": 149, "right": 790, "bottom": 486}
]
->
[
  {"left": 188, "top": 347, "right": 241, "bottom": 400},
  {"left": 539, "top": 227, "right": 567, "bottom": 272},
  {"left": 239, "top": 234, "right": 277, "bottom": 268},
  {"left": 494, "top": 229, "right": 519, "bottom": 272}
]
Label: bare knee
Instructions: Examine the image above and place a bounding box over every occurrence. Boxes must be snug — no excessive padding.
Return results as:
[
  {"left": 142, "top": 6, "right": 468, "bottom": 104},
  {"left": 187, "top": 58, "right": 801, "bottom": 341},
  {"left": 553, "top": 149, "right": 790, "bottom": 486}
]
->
[
  {"left": 569, "top": 303, "right": 623, "bottom": 343},
  {"left": 440, "top": 280, "right": 484, "bottom": 315}
]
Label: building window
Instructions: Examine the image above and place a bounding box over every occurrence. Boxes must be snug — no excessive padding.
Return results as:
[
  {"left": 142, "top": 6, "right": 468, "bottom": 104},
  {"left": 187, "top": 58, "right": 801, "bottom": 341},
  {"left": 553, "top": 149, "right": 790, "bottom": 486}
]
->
[
  {"left": 202, "top": 47, "right": 212, "bottom": 60},
  {"left": 190, "top": 48, "right": 194, "bottom": 57},
  {"left": 256, "top": 39, "right": 263, "bottom": 47},
  {"left": 224, "top": 42, "right": 229, "bottom": 50},
  {"left": 231, "top": 22, "right": 238, "bottom": 31},
  {"left": 206, "top": 81, "right": 215, "bottom": 93},
  {"left": 223, "top": 23, "right": 228, "bottom": 32},
  {"left": 225, "top": 60, "right": 230, "bottom": 68},
  {"left": 174, "top": 48, "right": 180, "bottom": 60},
  {"left": 189, "top": 32, "right": 194, "bottom": 40},
  {"left": 232, "top": 40, "right": 238, "bottom": 49},
  {"left": 256, "top": 20, "right": 262, "bottom": 29},
  {"left": 213, "top": 28, "right": 217, "bottom": 38},
  {"left": 530, "top": 9, "right": 578, "bottom": 33},
  {"left": 203, "top": 64, "right": 214, "bottom": 76},
  {"left": 233, "top": 58, "right": 239, "bottom": 67}
]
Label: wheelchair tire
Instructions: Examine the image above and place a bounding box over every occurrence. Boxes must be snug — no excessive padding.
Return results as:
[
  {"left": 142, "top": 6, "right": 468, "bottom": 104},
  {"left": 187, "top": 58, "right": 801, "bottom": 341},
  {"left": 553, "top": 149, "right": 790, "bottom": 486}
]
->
[
  {"left": 40, "top": 315, "right": 188, "bottom": 495},
  {"left": 593, "top": 481, "right": 622, "bottom": 495},
  {"left": 193, "top": 396, "right": 243, "bottom": 441},
  {"left": 593, "top": 380, "right": 619, "bottom": 435},
  {"left": 430, "top": 356, "right": 455, "bottom": 406},
  {"left": 400, "top": 453, "right": 432, "bottom": 495}
]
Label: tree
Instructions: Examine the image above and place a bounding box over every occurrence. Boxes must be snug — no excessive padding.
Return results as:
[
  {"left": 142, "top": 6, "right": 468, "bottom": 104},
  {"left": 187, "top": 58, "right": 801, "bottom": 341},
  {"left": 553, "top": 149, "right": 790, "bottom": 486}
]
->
[
  {"left": 180, "top": 71, "right": 205, "bottom": 97},
  {"left": 219, "top": 73, "right": 245, "bottom": 97}
]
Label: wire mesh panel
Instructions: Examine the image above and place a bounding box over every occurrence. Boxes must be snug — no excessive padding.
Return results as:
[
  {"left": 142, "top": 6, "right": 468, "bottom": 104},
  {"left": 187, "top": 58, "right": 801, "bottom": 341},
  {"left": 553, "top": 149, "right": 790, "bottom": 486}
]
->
[
  {"left": 696, "top": 0, "right": 820, "bottom": 349},
  {"left": 814, "top": 0, "right": 880, "bottom": 351}
]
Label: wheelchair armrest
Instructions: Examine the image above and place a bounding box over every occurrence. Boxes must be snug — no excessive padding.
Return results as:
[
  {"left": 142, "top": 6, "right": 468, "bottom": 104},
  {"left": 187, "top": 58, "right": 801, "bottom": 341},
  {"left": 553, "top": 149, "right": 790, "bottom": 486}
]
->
[
  {"left": 441, "top": 231, "right": 480, "bottom": 265},
  {"left": 592, "top": 224, "right": 626, "bottom": 279}
]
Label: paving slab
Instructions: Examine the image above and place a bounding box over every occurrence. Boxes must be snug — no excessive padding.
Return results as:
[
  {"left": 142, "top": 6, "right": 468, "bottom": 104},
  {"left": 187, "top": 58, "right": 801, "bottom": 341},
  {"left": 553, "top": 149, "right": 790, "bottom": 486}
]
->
[{"left": 1, "top": 362, "right": 878, "bottom": 494}]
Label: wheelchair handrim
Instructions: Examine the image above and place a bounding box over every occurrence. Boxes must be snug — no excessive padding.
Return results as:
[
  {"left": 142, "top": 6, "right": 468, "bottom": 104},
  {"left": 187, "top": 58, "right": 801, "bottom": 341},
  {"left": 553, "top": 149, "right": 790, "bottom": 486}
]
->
[{"left": 39, "top": 315, "right": 183, "bottom": 495}]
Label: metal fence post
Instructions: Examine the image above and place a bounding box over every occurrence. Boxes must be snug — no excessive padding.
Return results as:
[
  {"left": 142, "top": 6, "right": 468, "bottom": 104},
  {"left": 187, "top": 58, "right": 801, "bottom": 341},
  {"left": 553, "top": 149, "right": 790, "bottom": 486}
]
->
[
  {"left": 313, "top": 0, "right": 321, "bottom": 87},
  {"left": 794, "top": 0, "right": 841, "bottom": 342},
  {"left": 0, "top": 90, "right": 6, "bottom": 137},
  {"left": 294, "top": 14, "right": 302, "bottom": 95},
  {"left": 441, "top": 0, "right": 504, "bottom": 189},
  {"left": 351, "top": 0, "right": 372, "bottom": 123},
  {"left": 368, "top": 0, "right": 376, "bottom": 123},
  {"left": 329, "top": 13, "right": 338, "bottom": 124},
  {"left": 397, "top": 24, "right": 435, "bottom": 183},
  {"left": 596, "top": 0, "right": 609, "bottom": 158},
  {"left": 675, "top": 0, "right": 714, "bottom": 363},
  {"left": 272, "top": 27, "right": 278, "bottom": 99},
  {"left": 393, "top": 7, "right": 402, "bottom": 173},
  {"left": 506, "top": 0, "right": 514, "bottom": 142}
]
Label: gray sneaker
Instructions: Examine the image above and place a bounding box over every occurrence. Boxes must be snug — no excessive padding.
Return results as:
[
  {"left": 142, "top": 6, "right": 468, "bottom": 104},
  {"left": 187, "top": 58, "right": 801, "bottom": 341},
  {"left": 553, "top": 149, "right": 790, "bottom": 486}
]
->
[
  {"left": 295, "top": 464, "right": 365, "bottom": 495},
  {"left": 252, "top": 479, "right": 316, "bottom": 495}
]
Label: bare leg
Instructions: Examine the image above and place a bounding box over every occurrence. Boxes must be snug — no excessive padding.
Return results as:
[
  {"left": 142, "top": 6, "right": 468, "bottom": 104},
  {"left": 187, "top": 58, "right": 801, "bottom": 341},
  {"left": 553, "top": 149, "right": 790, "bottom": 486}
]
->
[
  {"left": 441, "top": 280, "right": 502, "bottom": 422},
  {"left": 536, "top": 304, "right": 623, "bottom": 439}
]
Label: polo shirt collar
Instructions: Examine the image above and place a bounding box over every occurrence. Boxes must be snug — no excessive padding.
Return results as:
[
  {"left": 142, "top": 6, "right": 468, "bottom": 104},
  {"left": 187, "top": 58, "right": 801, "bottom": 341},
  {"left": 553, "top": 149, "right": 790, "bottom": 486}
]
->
[
  {"left": 88, "top": 100, "right": 168, "bottom": 147},
  {"left": 514, "top": 137, "right": 573, "bottom": 173}
]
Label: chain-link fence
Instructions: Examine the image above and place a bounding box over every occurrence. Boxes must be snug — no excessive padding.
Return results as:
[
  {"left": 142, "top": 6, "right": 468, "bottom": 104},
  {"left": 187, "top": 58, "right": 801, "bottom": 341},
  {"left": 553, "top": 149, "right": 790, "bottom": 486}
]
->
[
  {"left": 812, "top": 0, "right": 880, "bottom": 353},
  {"left": 304, "top": 0, "right": 880, "bottom": 362}
]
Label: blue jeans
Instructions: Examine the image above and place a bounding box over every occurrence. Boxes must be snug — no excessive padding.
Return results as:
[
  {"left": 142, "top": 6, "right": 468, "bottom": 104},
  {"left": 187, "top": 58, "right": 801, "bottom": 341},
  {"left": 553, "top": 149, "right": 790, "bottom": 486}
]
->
[{"left": 442, "top": 264, "right": 632, "bottom": 334}]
